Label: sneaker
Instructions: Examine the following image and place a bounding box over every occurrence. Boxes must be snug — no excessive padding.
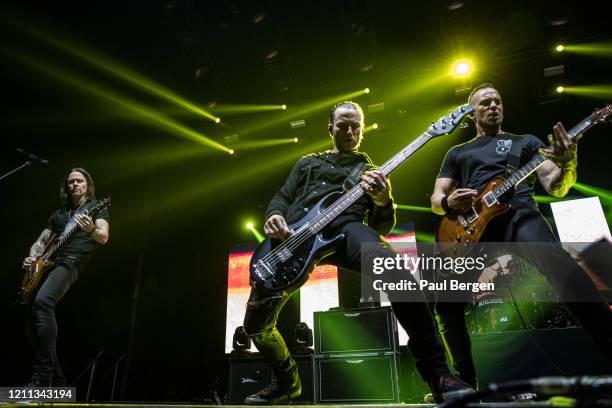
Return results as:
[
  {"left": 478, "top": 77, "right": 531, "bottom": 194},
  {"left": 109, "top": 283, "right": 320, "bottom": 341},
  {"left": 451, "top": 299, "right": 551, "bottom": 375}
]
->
[
  {"left": 430, "top": 374, "right": 475, "bottom": 403},
  {"left": 244, "top": 376, "right": 302, "bottom": 405}
]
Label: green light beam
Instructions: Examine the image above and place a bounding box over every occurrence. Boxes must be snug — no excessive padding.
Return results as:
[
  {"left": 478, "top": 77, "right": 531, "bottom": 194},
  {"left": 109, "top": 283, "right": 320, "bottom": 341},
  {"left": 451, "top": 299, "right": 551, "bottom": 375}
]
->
[
  {"left": 563, "top": 85, "right": 612, "bottom": 99},
  {"left": 240, "top": 88, "right": 369, "bottom": 137},
  {"left": 11, "top": 20, "right": 220, "bottom": 122},
  {"left": 394, "top": 204, "right": 432, "bottom": 213},
  {"left": 2, "top": 48, "right": 232, "bottom": 153},
  {"left": 572, "top": 183, "right": 612, "bottom": 204},
  {"left": 565, "top": 42, "right": 612, "bottom": 57}
]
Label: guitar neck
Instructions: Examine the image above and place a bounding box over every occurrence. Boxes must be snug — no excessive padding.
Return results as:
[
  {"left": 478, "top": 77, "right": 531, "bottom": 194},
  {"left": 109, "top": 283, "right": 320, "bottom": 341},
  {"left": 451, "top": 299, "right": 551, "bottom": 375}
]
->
[
  {"left": 307, "top": 132, "right": 434, "bottom": 233},
  {"left": 491, "top": 116, "right": 597, "bottom": 199}
]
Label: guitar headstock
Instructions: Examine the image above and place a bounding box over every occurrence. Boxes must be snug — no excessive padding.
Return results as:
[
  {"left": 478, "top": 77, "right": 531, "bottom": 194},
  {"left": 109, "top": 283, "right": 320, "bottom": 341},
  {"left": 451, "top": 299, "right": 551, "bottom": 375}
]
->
[
  {"left": 590, "top": 104, "right": 612, "bottom": 124},
  {"left": 427, "top": 104, "right": 474, "bottom": 137},
  {"left": 87, "top": 196, "right": 112, "bottom": 215}
]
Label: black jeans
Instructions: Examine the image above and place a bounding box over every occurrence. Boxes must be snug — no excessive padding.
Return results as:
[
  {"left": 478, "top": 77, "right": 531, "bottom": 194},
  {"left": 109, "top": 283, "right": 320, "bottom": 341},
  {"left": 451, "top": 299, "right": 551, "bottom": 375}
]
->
[
  {"left": 25, "top": 262, "right": 78, "bottom": 383},
  {"left": 435, "top": 208, "right": 612, "bottom": 383},
  {"left": 244, "top": 221, "right": 450, "bottom": 383}
]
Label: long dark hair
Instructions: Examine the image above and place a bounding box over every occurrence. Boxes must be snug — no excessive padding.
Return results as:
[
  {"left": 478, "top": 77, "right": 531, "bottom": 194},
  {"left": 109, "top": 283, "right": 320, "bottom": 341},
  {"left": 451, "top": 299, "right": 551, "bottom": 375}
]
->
[{"left": 60, "top": 167, "right": 96, "bottom": 207}]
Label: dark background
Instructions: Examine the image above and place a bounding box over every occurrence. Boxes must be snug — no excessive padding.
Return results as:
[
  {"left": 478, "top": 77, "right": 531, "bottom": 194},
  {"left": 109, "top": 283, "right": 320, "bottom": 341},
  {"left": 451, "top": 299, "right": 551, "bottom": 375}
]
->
[{"left": 1, "top": 0, "right": 610, "bottom": 402}]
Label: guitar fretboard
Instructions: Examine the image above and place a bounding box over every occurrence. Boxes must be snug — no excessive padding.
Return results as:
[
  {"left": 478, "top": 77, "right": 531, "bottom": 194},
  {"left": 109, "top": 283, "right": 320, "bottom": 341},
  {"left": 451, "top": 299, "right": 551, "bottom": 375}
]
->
[
  {"left": 306, "top": 132, "right": 434, "bottom": 234},
  {"left": 491, "top": 116, "right": 595, "bottom": 199}
]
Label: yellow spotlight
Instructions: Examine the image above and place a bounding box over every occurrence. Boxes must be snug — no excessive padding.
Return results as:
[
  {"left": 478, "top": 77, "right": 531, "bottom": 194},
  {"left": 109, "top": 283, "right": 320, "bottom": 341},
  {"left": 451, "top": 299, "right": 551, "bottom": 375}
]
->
[
  {"left": 372, "top": 123, "right": 379, "bottom": 129},
  {"left": 555, "top": 44, "right": 565, "bottom": 52},
  {"left": 556, "top": 86, "right": 565, "bottom": 93},
  {"left": 229, "top": 149, "right": 235, "bottom": 155},
  {"left": 293, "top": 137, "right": 299, "bottom": 143},
  {"left": 215, "top": 117, "right": 221, "bottom": 123},
  {"left": 281, "top": 104, "right": 287, "bottom": 110},
  {"left": 452, "top": 60, "right": 472, "bottom": 77},
  {"left": 246, "top": 221, "right": 265, "bottom": 243},
  {"left": 364, "top": 87, "right": 370, "bottom": 94}
]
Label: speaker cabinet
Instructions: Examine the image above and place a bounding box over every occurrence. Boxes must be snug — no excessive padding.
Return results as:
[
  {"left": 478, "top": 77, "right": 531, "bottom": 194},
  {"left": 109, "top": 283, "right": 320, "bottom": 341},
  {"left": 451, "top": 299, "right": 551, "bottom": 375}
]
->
[
  {"left": 228, "top": 353, "right": 316, "bottom": 404},
  {"left": 314, "top": 306, "right": 398, "bottom": 354},
  {"left": 316, "top": 353, "right": 400, "bottom": 403},
  {"left": 228, "top": 354, "right": 269, "bottom": 404}
]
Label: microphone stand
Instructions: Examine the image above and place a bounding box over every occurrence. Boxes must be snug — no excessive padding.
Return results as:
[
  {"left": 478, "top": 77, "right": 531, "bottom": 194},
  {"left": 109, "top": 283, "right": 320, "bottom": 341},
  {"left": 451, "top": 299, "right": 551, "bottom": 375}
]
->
[{"left": 0, "top": 160, "right": 33, "bottom": 181}]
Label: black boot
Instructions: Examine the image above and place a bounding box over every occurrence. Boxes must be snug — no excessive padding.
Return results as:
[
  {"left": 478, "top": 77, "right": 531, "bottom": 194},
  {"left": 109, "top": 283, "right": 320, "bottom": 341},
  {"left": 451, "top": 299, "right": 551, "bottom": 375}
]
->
[
  {"left": 429, "top": 373, "right": 475, "bottom": 403},
  {"left": 245, "top": 357, "right": 301, "bottom": 405}
]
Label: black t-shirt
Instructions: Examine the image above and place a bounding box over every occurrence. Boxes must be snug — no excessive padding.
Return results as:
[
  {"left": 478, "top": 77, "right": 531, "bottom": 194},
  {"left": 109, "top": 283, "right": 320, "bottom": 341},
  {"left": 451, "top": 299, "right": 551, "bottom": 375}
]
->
[
  {"left": 438, "top": 133, "right": 545, "bottom": 208},
  {"left": 46, "top": 200, "right": 110, "bottom": 266}
]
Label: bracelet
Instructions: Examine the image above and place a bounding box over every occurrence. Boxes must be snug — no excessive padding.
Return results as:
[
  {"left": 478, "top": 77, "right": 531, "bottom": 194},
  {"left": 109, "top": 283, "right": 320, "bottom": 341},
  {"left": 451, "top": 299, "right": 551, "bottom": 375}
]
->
[{"left": 441, "top": 195, "right": 452, "bottom": 214}]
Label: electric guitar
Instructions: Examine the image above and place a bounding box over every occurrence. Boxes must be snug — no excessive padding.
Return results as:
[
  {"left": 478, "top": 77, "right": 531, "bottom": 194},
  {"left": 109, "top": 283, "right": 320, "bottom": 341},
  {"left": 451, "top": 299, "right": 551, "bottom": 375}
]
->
[
  {"left": 436, "top": 105, "right": 612, "bottom": 257},
  {"left": 250, "top": 104, "right": 474, "bottom": 291},
  {"left": 18, "top": 197, "right": 111, "bottom": 304}
]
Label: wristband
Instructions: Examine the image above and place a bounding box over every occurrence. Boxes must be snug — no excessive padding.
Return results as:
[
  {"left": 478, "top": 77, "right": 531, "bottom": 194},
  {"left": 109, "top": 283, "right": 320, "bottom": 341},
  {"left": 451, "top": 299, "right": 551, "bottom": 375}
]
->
[{"left": 441, "top": 195, "right": 452, "bottom": 214}]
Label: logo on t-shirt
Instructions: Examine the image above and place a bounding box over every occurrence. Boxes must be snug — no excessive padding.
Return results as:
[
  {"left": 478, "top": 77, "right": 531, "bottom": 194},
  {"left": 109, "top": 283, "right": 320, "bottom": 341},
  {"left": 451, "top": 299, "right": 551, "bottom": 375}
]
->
[{"left": 496, "top": 139, "right": 512, "bottom": 155}]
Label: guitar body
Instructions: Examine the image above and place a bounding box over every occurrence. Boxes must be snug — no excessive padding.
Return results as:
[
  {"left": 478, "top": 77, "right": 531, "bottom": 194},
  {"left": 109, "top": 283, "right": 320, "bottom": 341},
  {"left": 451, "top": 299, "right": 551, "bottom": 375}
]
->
[
  {"left": 250, "top": 192, "right": 345, "bottom": 291},
  {"left": 19, "top": 235, "right": 57, "bottom": 304},
  {"left": 436, "top": 177, "right": 511, "bottom": 257}
]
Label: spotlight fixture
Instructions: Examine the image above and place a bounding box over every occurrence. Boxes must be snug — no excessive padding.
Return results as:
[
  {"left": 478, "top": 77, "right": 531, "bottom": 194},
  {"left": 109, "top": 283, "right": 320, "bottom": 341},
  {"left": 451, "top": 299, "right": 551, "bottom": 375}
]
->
[
  {"left": 452, "top": 60, "right": 472, "bottom": 77},
  {"left": 293, "top": 322, "right": 313, "bottom": 353},
  {"left": 556, "top": 86, "right": 565, "bottom": 93},
  {"left": 246, "top": 222, "right": 254, "bottom": 230},
  {"left": 281, "top": 104, "right": 287, "bottom": 110},
  {"left": 215, "top": 117, "right": 221, "bottom": 123},
  {"left": 232, "top": 326, "right": 251, "bottom": 351},
  {"left": 363, "top": 87, "right": 370, "bottom": 94},
  {"left": 555, "top": 44, "right": 565, "bottom": 52}
]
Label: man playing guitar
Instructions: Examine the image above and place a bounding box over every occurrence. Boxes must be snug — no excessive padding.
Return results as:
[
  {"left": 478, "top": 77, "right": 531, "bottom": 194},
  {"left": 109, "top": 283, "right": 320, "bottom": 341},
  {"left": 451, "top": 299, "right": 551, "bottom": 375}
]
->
[
  {"left": 243, "top": 101, "right": 472, "bottom": 404},
  {"left": 430, "top": 83, "right": 612, "bottom": 388},
  {"left": 22, "top": 168, "right": 109, "bottom": 386}
]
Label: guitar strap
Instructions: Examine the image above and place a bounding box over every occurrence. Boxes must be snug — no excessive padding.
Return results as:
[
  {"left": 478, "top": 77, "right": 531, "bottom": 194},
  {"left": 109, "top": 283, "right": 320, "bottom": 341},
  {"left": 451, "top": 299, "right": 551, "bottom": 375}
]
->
[
  {"left": 59, "top": 201, "right": 90, "bottom": 240},
  {"left": 343, "top": 162, "right": 369, "bottom": 192},
  {"left": 505, "top": 134, "right": 523, "bottom": 177}
]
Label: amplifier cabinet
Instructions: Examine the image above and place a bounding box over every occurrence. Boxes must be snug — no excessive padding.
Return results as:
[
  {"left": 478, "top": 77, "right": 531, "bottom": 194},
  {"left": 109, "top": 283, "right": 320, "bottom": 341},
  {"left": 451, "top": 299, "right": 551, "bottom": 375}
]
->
[
  {"left": 314, "top": 306, "right": 399, "bottom": 355},
  {"left": 228, "top": 353, "right": 316, "bottom": 404},
  {"left": 316, "top": 353, "right": 401, "bottom": 403}
]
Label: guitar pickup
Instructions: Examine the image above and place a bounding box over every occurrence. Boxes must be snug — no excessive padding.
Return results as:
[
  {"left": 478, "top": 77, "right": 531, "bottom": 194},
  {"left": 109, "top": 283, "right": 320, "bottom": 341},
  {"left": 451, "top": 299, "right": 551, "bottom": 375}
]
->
[
  {"left": 277, "top": 247, "right": 293, "bottom": 262},
  {"left": 457, "top": 215, "right": 468, "bottom": 227},
  {"left": 254, "top": 260, "right": 273, "bottom": 279},
  {"left": 466, "top": 207, "right": 479, "bottom": 223},
  {"left": 483, "top": 192, "right": 497, "bottom": 207}
]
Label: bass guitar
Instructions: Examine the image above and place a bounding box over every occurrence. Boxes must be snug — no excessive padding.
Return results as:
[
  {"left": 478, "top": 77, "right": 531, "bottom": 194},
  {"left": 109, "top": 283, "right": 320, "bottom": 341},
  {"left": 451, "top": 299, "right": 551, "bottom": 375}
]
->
[
  {"left": 250, "top": 104, "right": 474, "bottom": 291},
  {"left": 436, "top": 105, "right": 612, "bottom": 257},
  {"left": 18, "top": 197, "right": 111, "bottom": 304}
]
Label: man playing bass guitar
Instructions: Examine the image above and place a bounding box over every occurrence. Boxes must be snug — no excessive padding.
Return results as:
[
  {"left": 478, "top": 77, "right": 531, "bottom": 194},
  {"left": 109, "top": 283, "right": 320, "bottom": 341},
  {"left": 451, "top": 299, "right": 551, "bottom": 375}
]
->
[
  {"left": 430, "top": 83, "right": 612, "bottom": 388},
  {"left": 243, "top": 101, "right": 472, "bottom": 405},
  {"left": 22, "top": 167, "right": 109, "bottom": 386}
]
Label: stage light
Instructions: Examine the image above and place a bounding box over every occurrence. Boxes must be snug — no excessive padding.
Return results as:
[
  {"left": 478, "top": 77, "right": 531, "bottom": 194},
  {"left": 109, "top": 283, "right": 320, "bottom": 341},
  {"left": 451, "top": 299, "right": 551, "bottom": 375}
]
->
[
  {"left": 232, "top": 326, "right": 252, "bottom": 351},
  {"left": 281, "top": 104, "right": 287, "bottom": 110},
  {"left": 452, "top": 60, "right": 472, "bottom": 77},
  {"left": 364, "top": 87, "right": 370, "bottom": 94},
  {"left": 245, "top": 221, "right": 265, "bottom": 243},
  {"left": 293, "top": 137, "right": 299, "bottom": 143},
  {"left": 555, "top": 44, "right": 565, "bottom": 52},
  {"left": 229, "top": 149, "right": 235, "bottom": 155},
  {"left": 215, "top": 117, "right": 221, "bottom": 123},
  {"left": 293, "top": 322, "right": 314, "bottom": 353},
  {"left": 364, "top": 123, "right": 379, "bottom": 133},
  {"left": 556, "top": 86, "right": 565, "bottom": 93}
]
